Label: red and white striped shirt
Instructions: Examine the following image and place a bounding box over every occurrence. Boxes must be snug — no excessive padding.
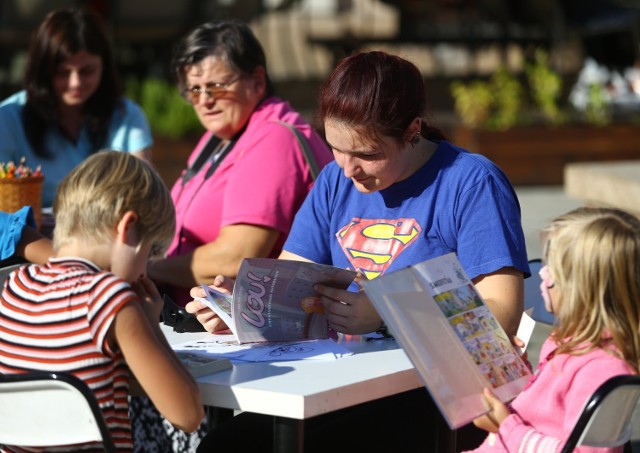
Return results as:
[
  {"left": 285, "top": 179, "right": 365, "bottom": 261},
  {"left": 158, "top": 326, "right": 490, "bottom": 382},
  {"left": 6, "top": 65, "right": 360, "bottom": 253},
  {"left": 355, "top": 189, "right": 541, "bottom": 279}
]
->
[{"left": 0, "top": 258, "right": 137, "bottom": 452}]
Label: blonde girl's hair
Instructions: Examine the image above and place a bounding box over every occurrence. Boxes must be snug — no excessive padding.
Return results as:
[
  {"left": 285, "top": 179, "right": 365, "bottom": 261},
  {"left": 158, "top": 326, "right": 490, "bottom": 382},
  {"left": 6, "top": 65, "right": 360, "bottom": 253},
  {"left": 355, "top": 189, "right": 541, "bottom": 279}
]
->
[
  {"left": 53, "top": 150, "right": 175, "bottom": 258},
  {"left": 542, "top": 207, "right": 640, "bottom": 373}
]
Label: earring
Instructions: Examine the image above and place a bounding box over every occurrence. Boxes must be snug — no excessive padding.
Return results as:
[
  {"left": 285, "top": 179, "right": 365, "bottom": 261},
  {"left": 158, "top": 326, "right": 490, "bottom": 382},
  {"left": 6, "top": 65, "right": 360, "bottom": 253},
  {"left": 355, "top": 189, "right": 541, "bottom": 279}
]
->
[{"left": 411, "top": 133, "right": 420, "bottom": 146}]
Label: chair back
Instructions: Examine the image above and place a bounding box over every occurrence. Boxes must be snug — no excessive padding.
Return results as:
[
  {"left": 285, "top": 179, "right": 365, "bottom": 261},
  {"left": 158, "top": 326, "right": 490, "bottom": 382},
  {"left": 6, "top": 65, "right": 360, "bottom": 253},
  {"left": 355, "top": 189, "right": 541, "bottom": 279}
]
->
[
  {"left": 0, "top": 371, "right": 116, "bottom": 452},
  {"left": 524, "top": 258, "right": 555, "bottom": 325},
  {"left": 0, "top": 263, "right": 23, "bottom": 285},
  {"left": 561, "top": 375, "right": 640, "bottom": 453}
]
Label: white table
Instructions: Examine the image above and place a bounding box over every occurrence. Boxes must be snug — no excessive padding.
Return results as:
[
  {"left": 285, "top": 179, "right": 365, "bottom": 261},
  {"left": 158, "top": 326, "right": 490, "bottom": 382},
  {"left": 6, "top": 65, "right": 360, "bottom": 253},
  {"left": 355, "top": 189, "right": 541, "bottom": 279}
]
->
[{"left": 162, "top": 325, "right": 453, "bottom": 453}]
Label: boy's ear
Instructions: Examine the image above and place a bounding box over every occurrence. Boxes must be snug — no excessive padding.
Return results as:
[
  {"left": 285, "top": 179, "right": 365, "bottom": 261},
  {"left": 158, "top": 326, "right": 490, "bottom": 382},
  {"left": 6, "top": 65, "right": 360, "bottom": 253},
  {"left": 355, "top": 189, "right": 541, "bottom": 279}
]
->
[{"left": 115, "top": 211, "right": 139, "bottom": 245}]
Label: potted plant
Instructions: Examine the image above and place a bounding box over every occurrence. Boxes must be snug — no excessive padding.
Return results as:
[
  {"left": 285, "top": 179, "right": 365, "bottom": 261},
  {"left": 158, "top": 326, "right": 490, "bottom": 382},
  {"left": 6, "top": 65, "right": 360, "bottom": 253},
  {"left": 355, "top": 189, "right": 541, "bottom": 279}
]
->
[{"left": 449, "top": 50, "right": 639, "bottom": 185}]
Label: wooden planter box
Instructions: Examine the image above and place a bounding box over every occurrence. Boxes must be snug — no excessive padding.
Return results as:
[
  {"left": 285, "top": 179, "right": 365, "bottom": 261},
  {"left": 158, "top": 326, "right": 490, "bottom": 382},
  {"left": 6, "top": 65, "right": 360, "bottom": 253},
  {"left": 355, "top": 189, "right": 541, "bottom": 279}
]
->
[{"left": 450, "top": 124, "right": 640, "bottom": 186}]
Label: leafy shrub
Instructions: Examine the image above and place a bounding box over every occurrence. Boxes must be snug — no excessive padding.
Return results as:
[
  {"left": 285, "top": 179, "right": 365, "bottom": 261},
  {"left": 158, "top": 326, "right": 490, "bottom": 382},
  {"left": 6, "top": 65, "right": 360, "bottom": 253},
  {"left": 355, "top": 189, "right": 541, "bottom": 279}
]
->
[
  {"left": 525, "top": 49, "right": 565, "bottom": 126},
  {"left": 126, "top": 77, "right": 203, "bottom": 138},
  {"left": 450, "top": 66, "right": 523, "bottom": 130},
  {"left": 450, "top": 80, "right": 493, "bottom": 129}
]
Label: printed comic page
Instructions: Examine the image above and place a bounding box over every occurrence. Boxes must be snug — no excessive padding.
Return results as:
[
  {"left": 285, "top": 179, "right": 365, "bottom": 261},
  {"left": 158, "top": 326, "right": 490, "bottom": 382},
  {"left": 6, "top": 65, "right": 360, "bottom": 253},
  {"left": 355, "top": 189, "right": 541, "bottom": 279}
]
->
[{"left": 363, "top": 253, "right": 531, "bottom": 429}]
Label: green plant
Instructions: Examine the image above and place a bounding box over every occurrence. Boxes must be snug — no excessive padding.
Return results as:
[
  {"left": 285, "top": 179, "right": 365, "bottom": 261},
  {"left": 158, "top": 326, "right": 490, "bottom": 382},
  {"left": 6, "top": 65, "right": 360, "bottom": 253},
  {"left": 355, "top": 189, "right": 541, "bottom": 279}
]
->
[
  {"left": 450, "top": 66, "right": 523, "bottom": 130},
  {"left": 126, "top": 77, "right": 202, "bottom": 138},
  {"left": 487, "top": 67, "right": 523, "bottom": 130},
  {"left": 450, "top": 47, "right": 583, "bottom": 129},
  {"left": 450, "top": 80, "right": 493, "bottom": 129},
  {"left": 525, "top": 49, "right": 565, "bottom": 126},
  {"left": 584, "top": 83, "right": 612, "bottom": 126}
]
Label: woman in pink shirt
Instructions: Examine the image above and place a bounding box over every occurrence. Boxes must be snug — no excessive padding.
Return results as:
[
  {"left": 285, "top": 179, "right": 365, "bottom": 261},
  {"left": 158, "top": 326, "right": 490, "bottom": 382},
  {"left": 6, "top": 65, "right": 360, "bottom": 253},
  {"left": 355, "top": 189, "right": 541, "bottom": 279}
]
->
[
  {"left": 137, "top": 19, "right": 332, "bottom": 452},
  {"left": 147, "top": 20, "right": 333, "bottom": 308},
  {"left": 466, "top": 207, "right": 640, "bottom": 453}
]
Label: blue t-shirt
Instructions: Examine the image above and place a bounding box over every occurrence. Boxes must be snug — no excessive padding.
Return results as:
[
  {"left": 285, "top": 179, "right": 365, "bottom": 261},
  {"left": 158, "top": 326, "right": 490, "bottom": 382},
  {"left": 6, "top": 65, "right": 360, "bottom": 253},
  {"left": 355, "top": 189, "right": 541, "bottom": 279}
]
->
[
  {"left": 0, "top": 91, "right": 153, "bottom": 206},
  {"left": 0, "top": 206, "right": 35, "bottom": 261},
  {"left": 284, "top": 141, "right": 530, "bottom": 282}
]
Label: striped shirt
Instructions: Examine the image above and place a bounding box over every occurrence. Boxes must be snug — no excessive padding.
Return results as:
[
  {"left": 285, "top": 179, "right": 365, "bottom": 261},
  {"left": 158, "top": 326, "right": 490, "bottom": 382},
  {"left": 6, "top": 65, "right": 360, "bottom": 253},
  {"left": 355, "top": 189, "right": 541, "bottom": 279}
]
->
[{"left": 0, "top": 258, "right": 137, "bottom": 452}]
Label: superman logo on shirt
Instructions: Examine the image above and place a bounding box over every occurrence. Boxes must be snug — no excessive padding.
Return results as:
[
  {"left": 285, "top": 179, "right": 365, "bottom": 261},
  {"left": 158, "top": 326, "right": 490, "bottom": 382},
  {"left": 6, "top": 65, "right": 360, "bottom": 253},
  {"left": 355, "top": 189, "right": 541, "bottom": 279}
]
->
[{"left": 336, "top": 218, "right": 421, "bottom": 279}]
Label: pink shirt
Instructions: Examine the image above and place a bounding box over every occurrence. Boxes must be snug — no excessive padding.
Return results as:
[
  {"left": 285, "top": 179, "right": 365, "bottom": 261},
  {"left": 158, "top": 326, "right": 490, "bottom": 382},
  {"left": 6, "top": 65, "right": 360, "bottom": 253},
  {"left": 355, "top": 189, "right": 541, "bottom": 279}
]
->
[
  {"left": 166, "top": 97, "right": 333, "bottom": 305},
  {"left": 465, "top": 337, "right": 635, "bottom": 453}
]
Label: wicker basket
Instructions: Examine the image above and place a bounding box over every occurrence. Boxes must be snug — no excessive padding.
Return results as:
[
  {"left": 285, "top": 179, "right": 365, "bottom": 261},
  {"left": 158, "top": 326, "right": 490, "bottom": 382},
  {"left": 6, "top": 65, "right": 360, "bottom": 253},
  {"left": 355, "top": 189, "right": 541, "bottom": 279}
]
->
[{"left": 0, "top": 175, "right": 45, "bottom": 228}]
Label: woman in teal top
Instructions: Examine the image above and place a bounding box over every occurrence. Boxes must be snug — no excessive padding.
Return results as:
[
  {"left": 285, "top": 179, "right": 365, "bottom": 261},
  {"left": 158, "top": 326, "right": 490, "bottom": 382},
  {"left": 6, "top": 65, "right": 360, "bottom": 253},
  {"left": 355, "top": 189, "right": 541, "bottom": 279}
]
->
[{"left": 0, "top": 8, "right": 152, "bottom": 207}]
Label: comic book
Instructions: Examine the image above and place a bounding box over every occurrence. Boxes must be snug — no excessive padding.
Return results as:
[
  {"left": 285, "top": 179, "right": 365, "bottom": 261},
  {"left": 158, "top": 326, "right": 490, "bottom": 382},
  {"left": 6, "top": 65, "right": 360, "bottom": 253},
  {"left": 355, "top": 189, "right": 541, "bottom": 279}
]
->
[
  {"left": 198, "top": 258, "right": 357, "bottom": 344},
  {"left": 361, "top": 252, "right": 532, "bottom": 429}
]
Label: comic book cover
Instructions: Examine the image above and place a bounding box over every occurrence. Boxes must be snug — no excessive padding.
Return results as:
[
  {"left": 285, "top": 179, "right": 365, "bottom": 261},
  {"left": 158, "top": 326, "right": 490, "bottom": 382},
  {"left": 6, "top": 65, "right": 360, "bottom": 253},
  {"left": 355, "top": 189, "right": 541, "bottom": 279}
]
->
[
  {"left": 199, "top": 258, "right": 357, "bottom": 343},
  {"left": 361, "top": 252, "right": 531, "bottom": 429}
]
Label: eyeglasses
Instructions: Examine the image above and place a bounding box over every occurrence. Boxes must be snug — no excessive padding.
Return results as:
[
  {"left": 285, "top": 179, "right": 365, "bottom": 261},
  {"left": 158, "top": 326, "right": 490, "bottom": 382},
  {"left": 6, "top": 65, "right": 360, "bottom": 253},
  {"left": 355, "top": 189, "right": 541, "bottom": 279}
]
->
[{"left": 185, "top": 76, "right": 242, "bottom": 104}]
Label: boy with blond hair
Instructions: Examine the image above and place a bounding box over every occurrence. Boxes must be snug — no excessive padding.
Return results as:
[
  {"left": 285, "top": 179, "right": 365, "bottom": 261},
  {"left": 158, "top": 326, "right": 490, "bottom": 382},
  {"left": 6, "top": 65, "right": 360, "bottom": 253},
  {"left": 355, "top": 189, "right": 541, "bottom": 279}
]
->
[{"left": 0, "top": 151, "right": 204, "bottom": 451}]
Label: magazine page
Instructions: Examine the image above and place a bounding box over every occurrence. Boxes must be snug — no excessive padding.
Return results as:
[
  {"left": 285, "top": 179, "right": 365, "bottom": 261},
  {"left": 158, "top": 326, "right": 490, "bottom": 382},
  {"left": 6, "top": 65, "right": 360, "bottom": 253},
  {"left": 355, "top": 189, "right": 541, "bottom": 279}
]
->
[
  {"left": 362, "top": 252, "right": 531, "bottom": 429},
  {"left": 231, "top": 258, "right": 357, "bottom": 343},
  {"left": 198, "top": 284, "right": 236, "bottom": 336}
]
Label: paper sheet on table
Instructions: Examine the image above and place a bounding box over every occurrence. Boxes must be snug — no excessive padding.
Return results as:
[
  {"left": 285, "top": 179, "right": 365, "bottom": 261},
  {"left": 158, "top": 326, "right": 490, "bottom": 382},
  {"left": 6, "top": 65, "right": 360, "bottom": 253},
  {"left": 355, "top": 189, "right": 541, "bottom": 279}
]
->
[{"left": 172, "top": 334, "right": 354, "bottom": 362}]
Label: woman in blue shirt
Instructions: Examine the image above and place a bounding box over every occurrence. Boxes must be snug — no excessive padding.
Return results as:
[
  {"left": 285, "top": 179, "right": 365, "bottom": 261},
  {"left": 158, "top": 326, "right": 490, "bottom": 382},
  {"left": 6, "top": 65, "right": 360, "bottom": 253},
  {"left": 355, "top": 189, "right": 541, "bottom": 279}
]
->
[
  {"left": 0, "top": 8, "right": 152, "bottom": 207},
  {"left": 191, "top": 51, "right": 530, "bottom": 340},
  {"left": 190, "top": 51, "right": 530, "bottom": 453}
]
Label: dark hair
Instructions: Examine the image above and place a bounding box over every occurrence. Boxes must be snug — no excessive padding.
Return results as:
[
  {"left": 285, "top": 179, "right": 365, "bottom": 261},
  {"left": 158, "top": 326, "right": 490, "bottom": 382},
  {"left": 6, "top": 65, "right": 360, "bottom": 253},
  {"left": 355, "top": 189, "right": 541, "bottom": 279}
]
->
[
  {"left": 317, "top": 51, "right": 445, "bottom": 143},
  {"left": 23, "top": 8, "right": 122, "bottom": 158},
  {"left": 172, "top": 19, "right": 274, "bottom": 97}
]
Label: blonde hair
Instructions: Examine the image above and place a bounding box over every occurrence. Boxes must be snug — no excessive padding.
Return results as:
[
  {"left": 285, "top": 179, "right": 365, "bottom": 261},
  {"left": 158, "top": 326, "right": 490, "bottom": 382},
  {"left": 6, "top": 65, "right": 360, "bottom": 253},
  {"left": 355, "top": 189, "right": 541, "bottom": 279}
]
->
[
  {"left": 542, "top": 207, "right": 640, "bottom": 372},
  {"left": 53, "top": 150, "right": 175, "bottom": 257}
]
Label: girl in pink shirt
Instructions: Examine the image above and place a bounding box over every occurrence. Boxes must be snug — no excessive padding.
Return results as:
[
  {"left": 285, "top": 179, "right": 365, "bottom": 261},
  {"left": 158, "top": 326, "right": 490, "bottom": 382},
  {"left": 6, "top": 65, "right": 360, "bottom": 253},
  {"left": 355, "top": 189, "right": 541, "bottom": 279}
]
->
[{"left": 465, "top": 207, "right": 640, "bottom": 453}]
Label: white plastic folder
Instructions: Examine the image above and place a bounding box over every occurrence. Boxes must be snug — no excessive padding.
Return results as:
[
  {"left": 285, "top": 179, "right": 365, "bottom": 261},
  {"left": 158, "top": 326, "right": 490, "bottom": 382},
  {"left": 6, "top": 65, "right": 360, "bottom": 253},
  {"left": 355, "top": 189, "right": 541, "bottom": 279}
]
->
[{"left": 361, "top": 253, "right": 531, "bottom": 429}]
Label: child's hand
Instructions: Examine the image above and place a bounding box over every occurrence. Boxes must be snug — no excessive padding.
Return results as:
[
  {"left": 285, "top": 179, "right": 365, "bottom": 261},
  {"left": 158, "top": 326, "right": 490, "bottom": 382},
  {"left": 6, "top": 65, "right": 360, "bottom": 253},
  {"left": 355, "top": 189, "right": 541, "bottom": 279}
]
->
[
  {"left": 510, "top": 335, "right": 533, "bottom": 372},
  {"left": 131, "top": 276, "right": 163, "bottom": 322},
  {"left": 473, "top": 388, "right": 511, "bottom": 433}
]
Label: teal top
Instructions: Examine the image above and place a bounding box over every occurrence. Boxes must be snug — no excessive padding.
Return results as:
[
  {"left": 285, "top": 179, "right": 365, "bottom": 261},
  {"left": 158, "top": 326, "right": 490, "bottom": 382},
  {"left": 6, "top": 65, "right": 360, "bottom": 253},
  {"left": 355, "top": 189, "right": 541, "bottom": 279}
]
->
[{"left": 0, "top": 91, "right": 153, "bottom": 207}]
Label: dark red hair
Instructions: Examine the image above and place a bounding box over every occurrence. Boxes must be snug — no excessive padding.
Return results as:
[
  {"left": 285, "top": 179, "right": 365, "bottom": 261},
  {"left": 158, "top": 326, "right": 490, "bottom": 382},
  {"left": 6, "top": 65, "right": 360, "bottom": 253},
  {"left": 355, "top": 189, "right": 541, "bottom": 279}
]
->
[{"left": 317, "top": 51, "right": 445, "bottom": 143}]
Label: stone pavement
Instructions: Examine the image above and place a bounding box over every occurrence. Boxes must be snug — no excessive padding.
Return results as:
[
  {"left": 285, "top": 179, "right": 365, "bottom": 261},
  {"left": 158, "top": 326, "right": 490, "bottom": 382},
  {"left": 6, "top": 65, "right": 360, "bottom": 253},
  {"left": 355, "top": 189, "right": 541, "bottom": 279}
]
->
[
  {"left": 565, "top": 160, "right": 640, "bottom": 218},
  {"left": 514, "top": 185, "right": 582, "bottom": 260}
]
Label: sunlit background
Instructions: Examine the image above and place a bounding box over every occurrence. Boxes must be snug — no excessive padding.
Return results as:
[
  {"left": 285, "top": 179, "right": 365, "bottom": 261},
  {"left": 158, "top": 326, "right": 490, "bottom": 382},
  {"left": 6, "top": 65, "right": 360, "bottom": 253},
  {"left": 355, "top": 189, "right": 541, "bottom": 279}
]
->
[{"left": 1, "top": 0, "right": 639, "bottom": 191}]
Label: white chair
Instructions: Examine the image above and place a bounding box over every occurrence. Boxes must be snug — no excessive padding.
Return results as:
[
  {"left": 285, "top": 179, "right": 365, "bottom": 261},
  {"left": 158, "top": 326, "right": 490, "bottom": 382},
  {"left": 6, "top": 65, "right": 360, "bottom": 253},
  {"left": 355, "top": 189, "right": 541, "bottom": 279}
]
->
[
  {"left": 0, "top": 263, "right": 23, "bottom": 284},
  {"left": 561, "top": 374, "right": 640, "bottom": 453},
  {"left": 0, "top": 371, "right": 116, "bottom": 452}
]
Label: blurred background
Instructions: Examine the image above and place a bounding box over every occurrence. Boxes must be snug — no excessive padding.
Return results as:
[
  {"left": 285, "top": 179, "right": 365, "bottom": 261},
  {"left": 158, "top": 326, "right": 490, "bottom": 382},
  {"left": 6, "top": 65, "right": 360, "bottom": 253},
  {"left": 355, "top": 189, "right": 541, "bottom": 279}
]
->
[
  {"left": 1, "top": 0, "right": 639, "bottom": 188},
  {"left": 2, "top": 2, "right": 640, "bottom": 443}
]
